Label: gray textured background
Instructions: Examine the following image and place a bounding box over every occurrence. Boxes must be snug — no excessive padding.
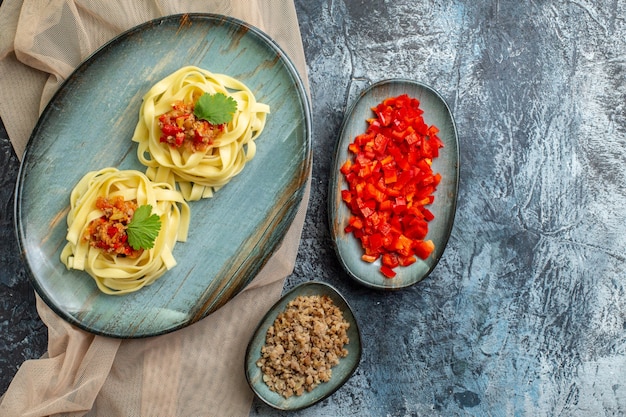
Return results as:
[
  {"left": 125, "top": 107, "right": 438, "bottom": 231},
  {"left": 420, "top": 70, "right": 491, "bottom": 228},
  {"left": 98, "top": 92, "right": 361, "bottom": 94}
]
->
[{"left": 2, "top": 1, "right": 625, "bottom": 416}]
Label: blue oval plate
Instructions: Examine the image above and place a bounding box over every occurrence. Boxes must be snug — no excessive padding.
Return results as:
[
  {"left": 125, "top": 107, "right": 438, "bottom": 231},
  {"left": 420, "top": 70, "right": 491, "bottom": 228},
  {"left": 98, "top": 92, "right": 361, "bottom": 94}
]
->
[
  {"left": 14, "top": 14, "right": 311, "bottom": 338},
  {"left": 328, "top": 79, "right": 458, "bottom": 290},
  {"left": 245, "top": 281, "right": 362, "bottom": 411}
]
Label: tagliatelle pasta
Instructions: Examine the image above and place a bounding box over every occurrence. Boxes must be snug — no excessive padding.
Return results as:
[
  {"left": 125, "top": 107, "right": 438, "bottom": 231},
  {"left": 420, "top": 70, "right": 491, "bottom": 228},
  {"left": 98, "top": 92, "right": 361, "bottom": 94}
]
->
[
  {"left": 60, "top": 167, "right": 190, "bottom": 295},
  {"left": 132, "top": 66, "right": 270, "bottom": 201}
]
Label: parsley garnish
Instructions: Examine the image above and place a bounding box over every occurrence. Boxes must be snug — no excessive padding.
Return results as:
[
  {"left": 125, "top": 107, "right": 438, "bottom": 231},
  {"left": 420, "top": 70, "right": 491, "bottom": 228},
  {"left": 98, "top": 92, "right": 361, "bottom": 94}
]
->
[
  {"left": 127, "top": 205, "right": 161, "bottom": 250},
  {"left": 193, "top": 92, "right": 238, "bottom": 125}
]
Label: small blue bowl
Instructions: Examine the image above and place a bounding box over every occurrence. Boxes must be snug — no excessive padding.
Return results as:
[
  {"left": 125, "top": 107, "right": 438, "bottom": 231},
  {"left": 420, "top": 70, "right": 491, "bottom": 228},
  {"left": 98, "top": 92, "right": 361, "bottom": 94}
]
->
[{"left": 245, "top": 281, "right": 362, "bottom": 411}]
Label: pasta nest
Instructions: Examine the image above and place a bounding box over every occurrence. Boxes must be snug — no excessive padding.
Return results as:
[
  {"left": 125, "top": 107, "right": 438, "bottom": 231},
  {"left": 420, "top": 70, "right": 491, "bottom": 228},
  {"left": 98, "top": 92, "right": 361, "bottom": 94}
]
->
[
  {"left": 132, "top": 66, "right": 270, "bottom": 201},
  {"left": 60, "top": 168, "right": 190, "bottom": 295}
]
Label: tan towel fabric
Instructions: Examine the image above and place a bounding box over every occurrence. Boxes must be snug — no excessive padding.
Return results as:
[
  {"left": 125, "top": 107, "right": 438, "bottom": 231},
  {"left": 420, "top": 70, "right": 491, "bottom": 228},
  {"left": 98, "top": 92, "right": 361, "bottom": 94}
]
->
[{"left": 0, "top": 1, "right": 310, "bottom": 416}]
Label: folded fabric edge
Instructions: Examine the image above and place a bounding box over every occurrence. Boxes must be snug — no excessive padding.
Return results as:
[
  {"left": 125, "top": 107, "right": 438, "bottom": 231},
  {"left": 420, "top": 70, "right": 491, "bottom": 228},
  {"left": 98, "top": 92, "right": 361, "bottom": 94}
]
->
[{"left": 0, "top": 55, "right": 49, "bottom": 160}]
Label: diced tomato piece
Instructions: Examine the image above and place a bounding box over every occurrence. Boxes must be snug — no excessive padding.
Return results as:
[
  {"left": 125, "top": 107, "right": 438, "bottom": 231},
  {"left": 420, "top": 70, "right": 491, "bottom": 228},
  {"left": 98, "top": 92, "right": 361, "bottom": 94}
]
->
[
  {"left": 175, "top": 132, "right": 185, "bottom": 146},
  {"left": 161, "top": 123, "right": 181, "bottom": 136}
]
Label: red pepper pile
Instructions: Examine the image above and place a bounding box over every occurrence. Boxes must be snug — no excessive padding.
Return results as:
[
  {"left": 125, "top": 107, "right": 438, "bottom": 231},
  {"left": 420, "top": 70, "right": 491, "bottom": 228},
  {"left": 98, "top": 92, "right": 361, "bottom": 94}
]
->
[{"left": 340, "top": 94, "right": 444, "bottom": 278}]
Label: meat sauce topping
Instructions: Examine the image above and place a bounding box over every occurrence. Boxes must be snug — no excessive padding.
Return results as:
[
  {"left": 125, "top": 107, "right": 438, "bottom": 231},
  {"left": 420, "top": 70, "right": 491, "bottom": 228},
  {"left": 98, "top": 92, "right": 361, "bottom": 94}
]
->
[
  {"left": 158, "top": 100, "right": 224, "bottom": 152},
  {"left": 84, "top": 196, "right": 143, "bottom": 258}
]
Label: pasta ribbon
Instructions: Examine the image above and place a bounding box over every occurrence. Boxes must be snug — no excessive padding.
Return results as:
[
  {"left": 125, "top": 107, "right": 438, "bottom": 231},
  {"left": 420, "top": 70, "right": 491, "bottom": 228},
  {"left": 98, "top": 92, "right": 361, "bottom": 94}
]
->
[
  {"left": 60, "top": 168, "right": 190, "bottom": 295},
  {"left": 132, "top": 66, "right": 270, "bottom": 201}
]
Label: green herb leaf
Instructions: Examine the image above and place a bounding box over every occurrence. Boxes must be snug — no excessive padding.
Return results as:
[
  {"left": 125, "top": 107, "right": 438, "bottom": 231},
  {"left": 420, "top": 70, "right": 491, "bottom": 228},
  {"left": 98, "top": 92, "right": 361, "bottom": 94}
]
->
[
  {"left": 127, "top": 205, "right": 161, "bottom": 250},
  {"left": 193, "top": 92, "right": 238, "bottom": 125}
]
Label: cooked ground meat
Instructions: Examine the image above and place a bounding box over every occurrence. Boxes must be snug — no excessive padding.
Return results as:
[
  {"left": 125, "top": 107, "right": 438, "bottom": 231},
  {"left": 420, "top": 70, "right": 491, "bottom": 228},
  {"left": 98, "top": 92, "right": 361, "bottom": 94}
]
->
[
  {"left": 83, "top": 196, "right": 142, "bottom": 258},
  {"left": 157, "top": 99, "right": 222, "bottom": 152},
  {"left": 256, "top": 294, "right": 350, "bottom": 398}
]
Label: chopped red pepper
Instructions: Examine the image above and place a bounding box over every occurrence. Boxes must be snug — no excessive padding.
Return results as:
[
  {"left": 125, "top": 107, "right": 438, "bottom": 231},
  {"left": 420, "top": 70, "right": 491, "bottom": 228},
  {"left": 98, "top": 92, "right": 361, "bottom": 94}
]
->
[
  {"left": 157, "top": 100, "right": 224, "bottom": 152},
  {"left": 84, "top": 196, "right": 143, "bottom": 258},
  {"left": 340, "top": 94, "right": 444, "bottom": 278},
  {"left": 380, "top": 265, "right": 397, "bottom": 279}
]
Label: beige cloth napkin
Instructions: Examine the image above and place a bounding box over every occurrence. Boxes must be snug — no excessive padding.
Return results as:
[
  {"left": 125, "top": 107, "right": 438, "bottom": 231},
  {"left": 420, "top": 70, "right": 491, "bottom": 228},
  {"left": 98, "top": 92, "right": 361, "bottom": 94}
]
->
[{"left": 0, "top": 1, "right": 310, "bottom": 416}]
